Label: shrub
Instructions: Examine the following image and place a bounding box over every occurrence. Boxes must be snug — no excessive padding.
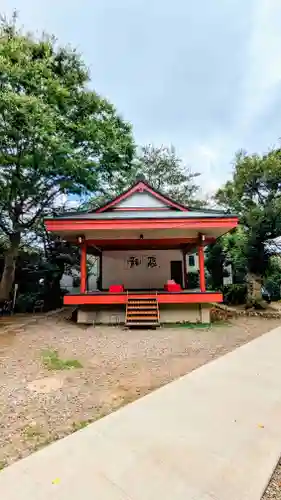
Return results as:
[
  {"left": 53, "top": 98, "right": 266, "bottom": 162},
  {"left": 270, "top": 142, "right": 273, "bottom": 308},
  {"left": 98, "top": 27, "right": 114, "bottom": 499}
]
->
[
  {"left": 186, "top": 271, "right": 199, "bottom": 289},
  {"left": 15, "top": 292, "right": 42, "bottom": 313},
  {"left": 264, "top": 274, "right": 281, "bottom": 301},
  {"left": 223, "top": 284, "right": 247, "bottom": 305}
]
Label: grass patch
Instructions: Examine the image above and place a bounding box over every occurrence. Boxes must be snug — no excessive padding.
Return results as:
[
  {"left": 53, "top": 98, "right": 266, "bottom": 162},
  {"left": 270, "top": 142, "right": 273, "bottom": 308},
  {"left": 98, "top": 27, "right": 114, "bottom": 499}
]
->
[
  {"left": 41, "top": 349, "right": 83, "bottom": 371},
  {"left": 0, "top": 459, "right": 7, "bottom": 471},
  {"left": 71, "top": 408, "right": 116, "bottom": 434},
  {"left": 23, "top": 424, "right": 43, "bottom": 439},
  {"left": 211, "top": 320, "right": 231, "bottom": 327},
  {"left": 71, "top": 411, "right": 110, "bottom": 432},
  {"left": 163, "top": 322, "right": 211, "bottom": 329},
  {"left": 33, "top": 433, "right": 60, "bottom": 452},
  {"left": 72, "top": 419, "right": 94, "bottom": 432},
  {"left": 163, "top": 320, "right": 231, "bottom": 329}
]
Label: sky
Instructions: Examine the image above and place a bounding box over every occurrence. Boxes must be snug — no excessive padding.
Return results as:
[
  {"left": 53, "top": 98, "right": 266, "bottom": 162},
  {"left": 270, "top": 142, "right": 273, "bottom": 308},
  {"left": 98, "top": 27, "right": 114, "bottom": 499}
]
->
[{"left": 2, "top": 0, "right": 281, "bottom": 196}]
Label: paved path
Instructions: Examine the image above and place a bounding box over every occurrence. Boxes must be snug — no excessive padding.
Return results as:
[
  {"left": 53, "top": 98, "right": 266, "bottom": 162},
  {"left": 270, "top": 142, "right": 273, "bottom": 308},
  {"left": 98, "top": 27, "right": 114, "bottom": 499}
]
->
[{"left": 1, "top": 327, "right": 281, "bottom": 500}]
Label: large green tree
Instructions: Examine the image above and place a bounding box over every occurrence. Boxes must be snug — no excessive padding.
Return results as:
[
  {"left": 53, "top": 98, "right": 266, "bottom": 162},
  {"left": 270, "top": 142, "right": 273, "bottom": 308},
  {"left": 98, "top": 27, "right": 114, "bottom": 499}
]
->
[
  {"left": 206, "top": 226, "right": 248, "bottom": 293},
  {"left": 215, "top": 149, "right": 281, "bottom": 300},
  {"left": 0, "top": 15, "right": 134, "bottom": 300},
  {"left": 135, "top": 145, "right": 203, "bottom": 206},
  {"left": 90, "top": 144, "right": 204, "bottom": 209}
]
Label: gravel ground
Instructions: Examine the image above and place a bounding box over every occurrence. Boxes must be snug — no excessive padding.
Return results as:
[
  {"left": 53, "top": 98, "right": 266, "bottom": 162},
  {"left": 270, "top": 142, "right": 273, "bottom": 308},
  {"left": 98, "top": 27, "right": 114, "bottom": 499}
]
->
[
  {"left": 0, "top": 312, "right": 280, "bottom": 469},
  {"left": 263, "top": 462, "right": 281, "bottom": 499}
]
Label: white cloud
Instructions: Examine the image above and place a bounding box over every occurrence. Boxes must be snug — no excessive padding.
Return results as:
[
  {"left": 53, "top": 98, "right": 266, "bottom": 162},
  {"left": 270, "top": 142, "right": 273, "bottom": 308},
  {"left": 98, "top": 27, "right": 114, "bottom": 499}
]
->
[{"left": 182, "top": 141, "right": 225, "bottom": 196}]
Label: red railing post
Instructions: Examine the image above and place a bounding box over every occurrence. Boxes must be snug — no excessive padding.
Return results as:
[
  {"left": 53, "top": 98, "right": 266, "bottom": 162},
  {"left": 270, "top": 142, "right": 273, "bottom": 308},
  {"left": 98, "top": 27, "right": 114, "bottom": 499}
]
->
[
  {"left": 80, "top": 241, "right": 87, "bottom": 293},
  {"left": 198, "top": 242, "right": 206, "bottom": 292}
]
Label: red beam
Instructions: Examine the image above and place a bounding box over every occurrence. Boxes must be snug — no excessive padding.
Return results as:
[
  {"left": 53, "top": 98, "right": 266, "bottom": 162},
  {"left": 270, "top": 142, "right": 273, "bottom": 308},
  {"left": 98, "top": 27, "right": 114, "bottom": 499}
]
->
[
  {"left": 45, "top": 217, "right": 238, "bottom": 232},
  {"left": 83, "top": 237, "right": 215, "bottom": 250},
  {"left": 64, "top": 292, "right": 223, "bottom": 305}
]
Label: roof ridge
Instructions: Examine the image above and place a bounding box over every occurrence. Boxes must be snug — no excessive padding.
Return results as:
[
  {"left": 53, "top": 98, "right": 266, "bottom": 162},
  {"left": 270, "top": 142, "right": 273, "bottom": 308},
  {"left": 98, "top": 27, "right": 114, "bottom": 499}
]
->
[{"left": 93, "top": 180, "right": 189, "bottom": 213}]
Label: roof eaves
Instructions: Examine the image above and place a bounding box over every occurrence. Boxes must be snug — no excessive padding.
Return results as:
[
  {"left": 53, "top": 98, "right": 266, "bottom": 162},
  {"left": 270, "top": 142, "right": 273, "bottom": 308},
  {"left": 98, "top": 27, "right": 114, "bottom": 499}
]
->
[
  {"left": 45, "top": 212, "right": 238, "bottom": 221},
  {"left": 188, "top": 206, "right": 238, "bottom": 217}
]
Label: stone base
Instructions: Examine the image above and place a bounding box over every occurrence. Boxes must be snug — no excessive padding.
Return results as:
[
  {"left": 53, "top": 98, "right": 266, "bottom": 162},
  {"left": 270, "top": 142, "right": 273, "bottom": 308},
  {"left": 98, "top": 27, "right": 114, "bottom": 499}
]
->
[{"left": 77, "top": 304, "right": 210, "bottom": 325}]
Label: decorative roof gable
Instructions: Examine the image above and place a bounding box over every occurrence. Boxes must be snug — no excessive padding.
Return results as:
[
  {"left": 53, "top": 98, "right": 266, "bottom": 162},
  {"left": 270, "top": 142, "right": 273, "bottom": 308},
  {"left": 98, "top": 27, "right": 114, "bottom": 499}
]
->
[{"left": 95, "top": 181, "right": 188, "bottom": 213}]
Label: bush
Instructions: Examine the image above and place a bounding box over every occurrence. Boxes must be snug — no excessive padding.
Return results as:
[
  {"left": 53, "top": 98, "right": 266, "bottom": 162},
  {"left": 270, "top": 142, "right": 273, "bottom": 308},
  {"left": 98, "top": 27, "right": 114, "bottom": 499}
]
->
[
  {"left": 15, "top": 292, "right": 42, "bottom": 313},
  {"left": 186, "top": 271, "right": 199, "bottom": 289},
  {"left": 223, "top": 284, "right": 247, "bottom": 305},
  {"left": 264, "top": 274, "right": 281, "bottom": 301}
]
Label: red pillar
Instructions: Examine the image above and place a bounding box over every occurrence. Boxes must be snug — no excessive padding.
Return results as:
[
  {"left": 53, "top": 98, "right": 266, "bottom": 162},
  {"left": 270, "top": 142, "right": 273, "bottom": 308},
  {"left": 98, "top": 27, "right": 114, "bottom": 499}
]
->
[
  {"left": 198, "top": 243, "right": 206, "bottom": 292},
  {"left": 182, "top": 249, "right": 188, "bottom": 289},
  {"left": 80, "top": 241, "right": 87, "bottom": 293}
]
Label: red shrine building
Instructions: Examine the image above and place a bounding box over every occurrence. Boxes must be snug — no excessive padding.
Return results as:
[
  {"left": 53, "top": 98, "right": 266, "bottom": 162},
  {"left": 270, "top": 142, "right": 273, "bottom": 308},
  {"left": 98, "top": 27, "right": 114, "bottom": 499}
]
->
[{"left": 45, "top": 180, "right": 238, "bottom": 326}]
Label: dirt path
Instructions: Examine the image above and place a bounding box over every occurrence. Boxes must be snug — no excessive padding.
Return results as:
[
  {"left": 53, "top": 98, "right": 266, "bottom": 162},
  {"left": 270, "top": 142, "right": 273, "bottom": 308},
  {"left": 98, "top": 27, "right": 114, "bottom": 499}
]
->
[{"left": 0, "top": 314, "right": 279, "bottom": 468}]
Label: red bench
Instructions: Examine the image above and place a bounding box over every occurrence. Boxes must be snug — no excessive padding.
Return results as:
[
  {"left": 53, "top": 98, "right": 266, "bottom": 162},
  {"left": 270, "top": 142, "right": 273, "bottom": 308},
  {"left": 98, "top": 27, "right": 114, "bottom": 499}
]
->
[
  {"left": 164, "top": 280, "right": 182, "bottom": 292},
  {"left": 109, "top": 285, "right": 124, "bottom": 293}
]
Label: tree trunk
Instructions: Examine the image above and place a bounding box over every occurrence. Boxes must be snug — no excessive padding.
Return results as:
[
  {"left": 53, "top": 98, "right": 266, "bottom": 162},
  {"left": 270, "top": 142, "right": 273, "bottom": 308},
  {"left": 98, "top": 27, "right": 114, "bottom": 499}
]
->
[
  {"left": 0, "top": 233, "right": 20, "bottom": 302},
  {"left": 246, "top": 272, "right": 264, "bottom": 306},
  {"left": 43, "top": 261, "right": 65, "bottom": 311}
]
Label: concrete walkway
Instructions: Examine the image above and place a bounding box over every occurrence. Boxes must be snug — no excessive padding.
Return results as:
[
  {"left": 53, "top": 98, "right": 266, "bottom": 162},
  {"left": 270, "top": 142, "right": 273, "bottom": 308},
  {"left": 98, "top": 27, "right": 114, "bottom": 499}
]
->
[{"left": 1, "top": 327, "right": 281, "bottom": 500}]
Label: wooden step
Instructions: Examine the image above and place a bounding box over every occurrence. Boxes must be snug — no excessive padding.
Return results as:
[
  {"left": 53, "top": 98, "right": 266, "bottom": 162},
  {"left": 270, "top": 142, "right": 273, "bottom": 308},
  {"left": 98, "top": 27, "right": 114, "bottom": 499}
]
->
[
  {"left": 127, "top": 301, "right": 157, "bottom": 304},
  {"left": 127, "top": 304, "right": 157, "bottom": 308},
  {"left": 128, "top": 304, "right": 157, "bottom": 311},
  {"left": 126, "top": 322, "right": 159, "bottom": 327},
  {"left": 127, "top": 313, "right": 158, "bottom": 317},
  {"left": 127, "top": 312, "right": 158, "bottom": 317},
  {"left": 126, "top": 316, "right": 158, "bottom": 324},
  {"left": 127, "top": 315, "right": 158, "bottom": 319},
  {"left": 126, "top": 294, "right": 160, "bottom": 327},
  {"left": 127, "top": 316, "right": 158, "bottom": 325}
]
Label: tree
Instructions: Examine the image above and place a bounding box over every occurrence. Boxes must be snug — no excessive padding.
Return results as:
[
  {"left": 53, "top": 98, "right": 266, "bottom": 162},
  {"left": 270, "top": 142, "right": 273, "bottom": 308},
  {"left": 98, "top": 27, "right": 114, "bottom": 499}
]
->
[
  {"left": 89, "top": 144, "right": 205, "bottom": 209},
  {"left": 135, "top": 145, "right": 204, "bottom": 207},
  {"left": 205, "top": 226, "right": 248, "bottom": 304},
  {"left": 215, "top": 149, "right": 281, "bottom": 301},
  {"left": 222, "top": 226, "right": 248, "bottom": 284},
  {"left": 264, "top": 255, "right": 281, "bottom": 301},
  {"left": 205, "top": 239, "right": 225, "bottom": 290},
  {"left": 0, "top": 14, "right": 135, "bottom": 300}
]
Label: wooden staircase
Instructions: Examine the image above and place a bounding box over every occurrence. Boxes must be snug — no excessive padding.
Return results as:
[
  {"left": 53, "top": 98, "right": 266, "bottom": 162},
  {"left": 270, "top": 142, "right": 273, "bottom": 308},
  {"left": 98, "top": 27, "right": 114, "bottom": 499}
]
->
[{"left": 125, "top": 294, "right": 160, "bottom": 327}]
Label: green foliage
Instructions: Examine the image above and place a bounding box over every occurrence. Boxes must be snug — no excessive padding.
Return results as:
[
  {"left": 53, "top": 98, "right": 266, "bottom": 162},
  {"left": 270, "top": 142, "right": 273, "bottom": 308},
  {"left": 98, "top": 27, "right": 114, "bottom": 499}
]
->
[
  {"left": 41, "top": 349, "right": 83, "bottom": 370},
  {"left": 206, "top": 226, "right": 249, "bottom": 302},
  {"left": 264, "top": 256, "right": 281, "bottom": 301},
  {"left": 0, "top": 459, "right": 7, "bottom": 471},
  {"left": 264, "top": 276, "right": 281, "bottom": 301},
  {"left": 0, "top": 15, "right": 134, "bottom": 299},
  {"left": 71, "top": 419, "right": 96, "bottom": 432},
  {"left": 223, "top": 284, "right": 247, "bottom": 305},
  {"left": 72, "top": 420, "right": 90, "bottom": 431},
  {"left": 186, "top": 271, "right": 199, "bottom": 289},
  {"left": 89, "top": 144, "right": 204, "bottom": 209},
  {"left": 23, "top": 424, "right": 43, "bottom": 439},
  {"left": 15, "top": 292, "right": 40, "bottom": 313},
  {"left": 216, "top": 149, "right": 281, "bottom": 276},
  {"left": 205, "top": 240, "right": 225, "bottom": 290},
  {"left": 134, "top": 145, "right": 204, "bottom": 207},
  {"left": 163, "top": 323, "right": 210, "bottom": 329}
]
